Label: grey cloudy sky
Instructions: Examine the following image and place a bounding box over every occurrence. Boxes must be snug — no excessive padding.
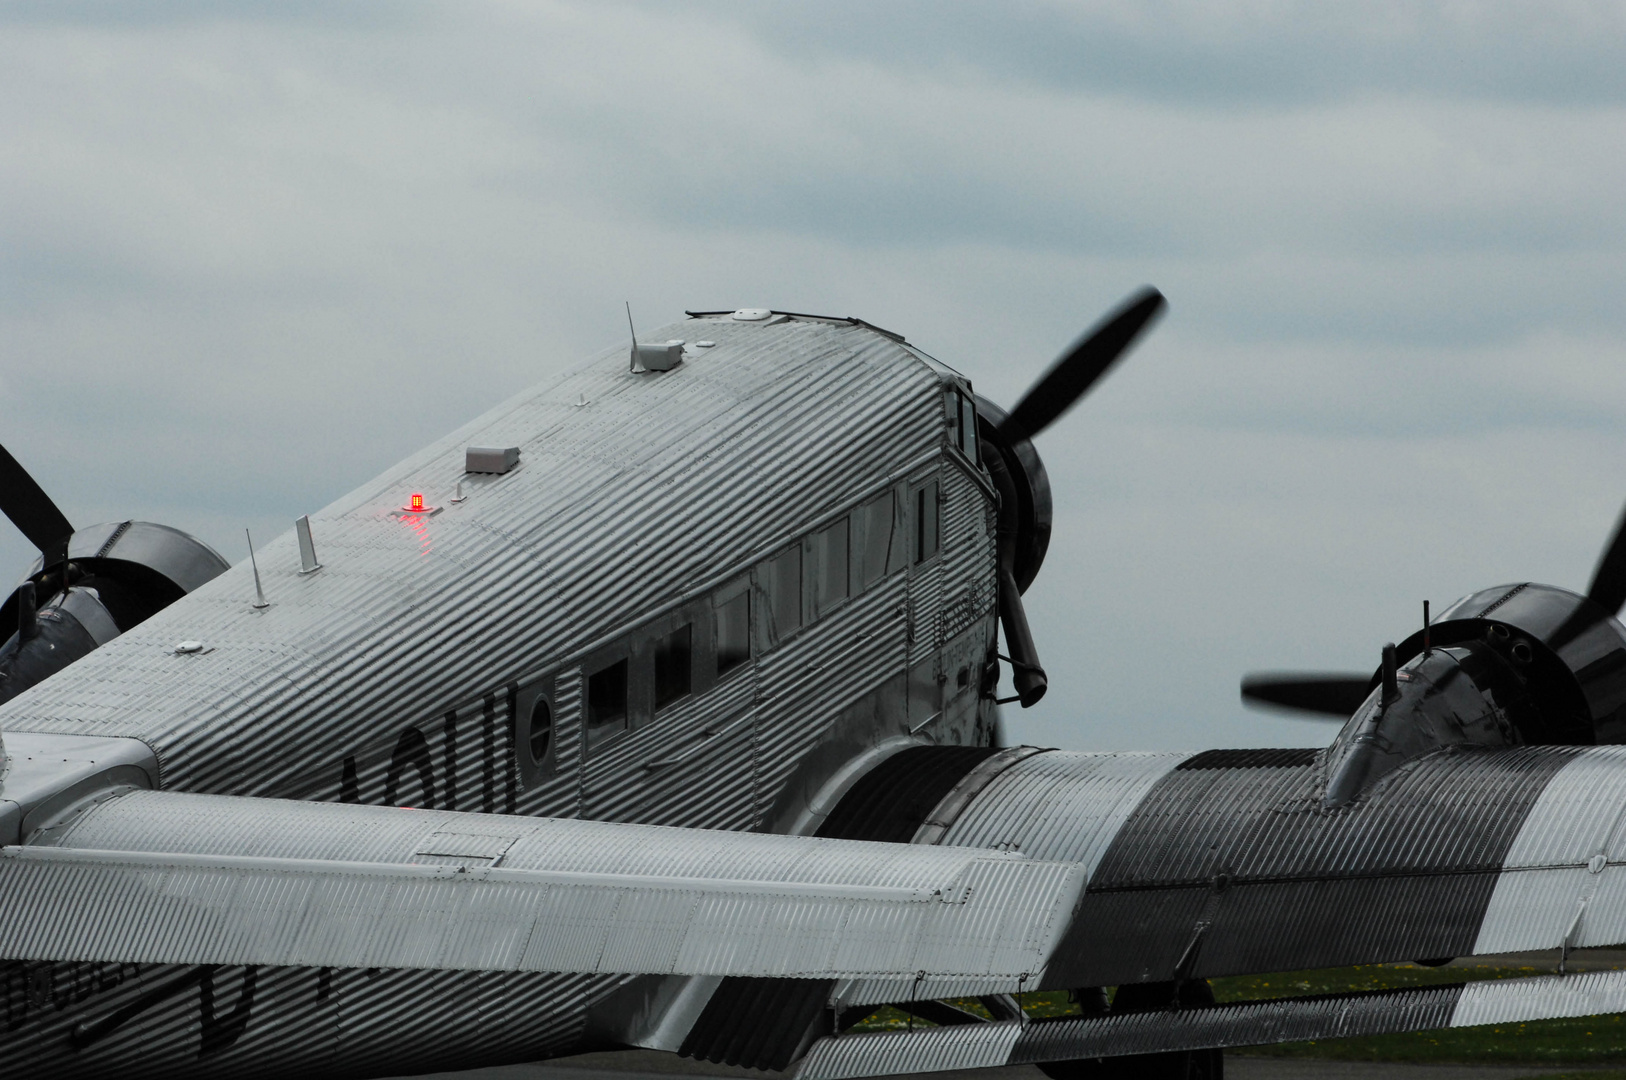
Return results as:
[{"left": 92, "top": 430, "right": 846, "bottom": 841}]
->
[{"left": 4, "top": 1, "right": 1626, "bottom": 752}]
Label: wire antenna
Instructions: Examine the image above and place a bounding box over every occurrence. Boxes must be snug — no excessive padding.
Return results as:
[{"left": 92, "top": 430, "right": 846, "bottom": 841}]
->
[
  {"left": 626, "top": 301, "right": 638, "bottom": 373},
  {"left": 246, "top": 529, "right": 269, "bottom": 609}
]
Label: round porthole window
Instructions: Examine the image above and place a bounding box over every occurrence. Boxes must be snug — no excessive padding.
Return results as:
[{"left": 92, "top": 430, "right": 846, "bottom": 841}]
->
[{"left": 528, "top": 698, "right": 552, "bottom": 766}]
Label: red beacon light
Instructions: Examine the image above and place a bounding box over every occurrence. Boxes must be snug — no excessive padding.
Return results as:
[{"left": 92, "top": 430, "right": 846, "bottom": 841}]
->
[{"left": 395, "top": 491, "right": 439, "bottom": 517}]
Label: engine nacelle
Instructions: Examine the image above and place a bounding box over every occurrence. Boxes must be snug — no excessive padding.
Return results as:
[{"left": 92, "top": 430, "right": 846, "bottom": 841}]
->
[
  {"left": 1321, "top": 582, "right": 1626, "bottom": 806},
  {"left": 0, "top": 521, "right": 229, "bottom": 707},
  {"left": 1398, "top": 582, "right": 1626, "bottom": 745}
]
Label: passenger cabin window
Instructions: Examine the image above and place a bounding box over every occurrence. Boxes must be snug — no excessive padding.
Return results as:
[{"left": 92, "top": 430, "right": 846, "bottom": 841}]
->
[
  {"left": 654, "top": 624, "right": 692, "bottom": 710},
  {"left": 914, "top": 480, "right": 939, "bottom": 564},
  {"left": 852, "top": 491, "right": 893, "bottom": 592},
  {"left": 761, "top": 545, "right": 802, "bottom": 640},
  {"left": 586, "top": 658, "right": 629, "bottom": 743},
  {"left": 810, "top": 517, "right": 849, "bottom": 619},
  {"left": 715, "top": 588, "right": 751, "bottom": 676}
]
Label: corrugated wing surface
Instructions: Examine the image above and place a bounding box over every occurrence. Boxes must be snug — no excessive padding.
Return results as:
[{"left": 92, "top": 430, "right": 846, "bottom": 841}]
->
[
  {"left": 1042, "top": 745, "right": 1582, "bottom": 988},
  {"left": 0, "top": 959, "right": 595, "bottom": 1080},
  {"left": 937, "top": 751, "right": 1182, "bottom": 873},
  {"left": 0, "top": 790, "right": 1083, "bottom": 985},
  {"left": 1475, "top": 744, "right": 1626, "bottom": 953}
]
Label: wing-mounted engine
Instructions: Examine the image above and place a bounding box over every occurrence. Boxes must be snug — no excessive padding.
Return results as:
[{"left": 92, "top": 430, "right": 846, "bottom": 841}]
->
[
  {"left": 1244, "top": 501, "right": 1626, "bottom": 805},
  {"left": 0, "top": 522, "right": 229, "bottom": 708},
  {"left": 1319, "top": 583, "right": 1625, "bottom": 806},
  {"left": 0, "top": 443, "right": 229, "bottom": 710},
  {"left": 1397, "top": 582, "right": 1621, "bottom": 744}
]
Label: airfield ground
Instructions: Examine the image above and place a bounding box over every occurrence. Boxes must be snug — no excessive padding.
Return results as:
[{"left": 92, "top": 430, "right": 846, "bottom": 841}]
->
[{"left": 403, "top": 950, "right": 1626, "bottom": 1080}]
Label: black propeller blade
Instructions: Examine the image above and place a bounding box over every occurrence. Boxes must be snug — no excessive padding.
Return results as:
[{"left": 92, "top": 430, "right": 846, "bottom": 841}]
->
[
  {"left": 1543, "top": 498, "right": 1626, "bottom": 652},
  {"left": 1246, "top": 496, "right": 1626, "bottom": 718},
  {"left": 1240, "top": 672, "right": 1371, "bottom": 718},
  {"left": 0, "top": 442, "right": 73, "bottom": 554},
  {"left": 1587, "top": 501, "right": 1626, "bottom": 616},
  {"left": 996, "top": 286, "right": 1166, "bottom": 443}
]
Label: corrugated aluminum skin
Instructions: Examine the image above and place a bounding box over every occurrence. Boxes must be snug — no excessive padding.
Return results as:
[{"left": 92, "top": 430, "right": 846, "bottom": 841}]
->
[
  {"left": 933, "top": 457, "right": 996, "bottom": 657},
  {"left": 21, "top": 303, "right": 1626, "bottom": 1074},
  {"left": 935, "top": 750, "right": 1183, "bottom": 874},
  {"left": 0, "top": 314, "right": 1013, "bottom": 1080},
  {"left": 798, "top": 1014, "right": 1023, "bottom": 1079},
  {"left": 1451, "top": 968, "right": 1626, "bottom": 1027},
  {"left": 830, "top": 752, "right": 1187, "bottom": 1007},
  {"left": 1042, "top": 745, "right": 1582, "bottom": 988},
  {"left": 674, "top": 746, "right": 1013, "bottom": 1073},
  {"left": 831, "top": 825, "right": 1085, "bottom": 1004},
  {"left": 804, "top": 972, "right": 1626, "bottom": 1080},
  {"left": 754, "top": 571, "right": 913, "bottom": 822},
  {"left": 1474, "top": 744, "right": 1626, "bottom": 953},
  {"left": 0, "top": 959, "right": 598, "bottom": 1080},
  {"left": 796, "top": 983, "right": 1459, "bottom": 1080},
  {"left": 0, "top": 316, "right": 960, "bottom": 814},
  {"left": 0, "top": 790, "right": 1084, "bottom": 984}
]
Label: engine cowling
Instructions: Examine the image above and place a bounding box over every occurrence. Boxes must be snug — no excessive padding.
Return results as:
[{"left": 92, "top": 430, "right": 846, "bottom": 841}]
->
[
  {"left": 0, "top": 521, "right": 229, "bottom": 707},
  {"left": 1320, "top": 582, "right": 1626, "bottom": 807},
  {"left": 1390, "top": 582, "right": 1626, "bottom": 746}
]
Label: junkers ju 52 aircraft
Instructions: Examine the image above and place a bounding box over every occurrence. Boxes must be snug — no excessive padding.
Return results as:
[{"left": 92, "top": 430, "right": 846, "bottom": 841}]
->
[{"left": 5, "top": 289, "right": 1626, "bottom": 1080}]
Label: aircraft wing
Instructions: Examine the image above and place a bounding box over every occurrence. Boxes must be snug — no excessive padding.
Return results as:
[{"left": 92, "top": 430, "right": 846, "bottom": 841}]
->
[
  {"left": 0, "top": 789, "right": 1082, "bottom": 995},
  {"left": 11, "top": 745, "right": 1626, "bottom": 1072}
]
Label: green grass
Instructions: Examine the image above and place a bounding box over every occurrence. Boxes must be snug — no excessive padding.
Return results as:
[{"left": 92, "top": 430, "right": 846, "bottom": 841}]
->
[
  {"left": 849, "top": 992, "right": 1076, "bottom": 1031},
  {"left": 850, "top": 964, "right": 1626, "bottom": 1066},
  {"left": 1215, "top": 964, "right": 1626, "bottom": 1065}
]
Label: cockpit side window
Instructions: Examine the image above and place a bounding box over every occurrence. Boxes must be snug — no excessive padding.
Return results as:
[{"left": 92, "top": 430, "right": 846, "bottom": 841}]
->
[
  {"left": 959, "top": 392, "right": 979, "bottom": 464},
  {"left": 914, "top": 479, "right": 940, "bottom": 565}
]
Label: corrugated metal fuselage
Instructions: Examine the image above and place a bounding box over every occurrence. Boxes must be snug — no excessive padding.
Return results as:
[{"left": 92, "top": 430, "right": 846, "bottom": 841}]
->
[{"left": 0, "top": 314, "right": 1003, "bottom": 1077}]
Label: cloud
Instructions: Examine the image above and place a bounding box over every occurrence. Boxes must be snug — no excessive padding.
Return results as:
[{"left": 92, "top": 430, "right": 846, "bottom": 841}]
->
[
  {"left": 1, "top": 2, "right": 1624, "bottom": 753},
  {"left": 636, "top": 1, "right": 1626, "bottom": 107}
]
